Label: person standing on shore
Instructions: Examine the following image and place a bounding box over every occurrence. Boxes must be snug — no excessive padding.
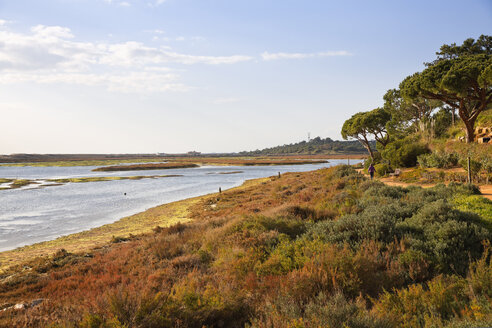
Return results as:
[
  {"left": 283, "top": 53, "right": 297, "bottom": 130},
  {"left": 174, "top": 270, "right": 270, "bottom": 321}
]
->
[{"left": 368, "top": 164, "right": 376, "bottom": 180}]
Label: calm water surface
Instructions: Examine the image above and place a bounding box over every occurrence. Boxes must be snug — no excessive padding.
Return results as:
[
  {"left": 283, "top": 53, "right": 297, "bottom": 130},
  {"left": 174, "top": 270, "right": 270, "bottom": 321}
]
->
[{"left": 0, "top": 160, "right": 358, "bottom": 251}]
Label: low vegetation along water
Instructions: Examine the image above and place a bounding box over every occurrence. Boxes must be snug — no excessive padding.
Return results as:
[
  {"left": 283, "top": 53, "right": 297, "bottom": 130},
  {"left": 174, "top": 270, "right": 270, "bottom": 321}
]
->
[{"left": 0, "top": 160, "right": 357, "bottom": 252}]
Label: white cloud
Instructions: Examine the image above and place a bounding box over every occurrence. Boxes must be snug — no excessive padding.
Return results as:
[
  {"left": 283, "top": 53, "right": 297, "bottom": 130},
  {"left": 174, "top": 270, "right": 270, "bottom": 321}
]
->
[
  {"left": 0, "top": 19, "right": 12, "bottom": 26},
  {"left": 213, "top": 97, "right": 241, "bottom": 104},
  {"left": 103, "top": 0, "right": 129, "bottom": 5},
  {"left": 31, "top": 24, "right": 74, "bottom": 39},
  {"left": 0, "top": 23, "right": 253, "bottom": 92},
  {"left": 145, "top": 29, "right": 166, "bottom": 34},
  {"left": 0, "top": 71, "right": 188, "bottom": 93},
  {"left": 97, "top": 41, "right": 251, "bottom": 66},
  {"left": 147, "top": 0, "right": 166, "bottom": 7},
  {"left": 261, "top": 50, "right": 352, "bottom": 61}
]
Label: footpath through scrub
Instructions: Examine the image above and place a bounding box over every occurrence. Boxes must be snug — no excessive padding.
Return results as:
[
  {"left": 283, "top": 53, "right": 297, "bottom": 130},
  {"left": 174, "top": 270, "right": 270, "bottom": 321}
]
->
[{"left": 357, "top": 168, "right": 492, "bottom": 201}]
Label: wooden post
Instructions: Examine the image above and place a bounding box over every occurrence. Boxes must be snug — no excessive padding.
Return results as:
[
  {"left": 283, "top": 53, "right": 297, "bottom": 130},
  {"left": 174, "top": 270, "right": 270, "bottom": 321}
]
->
[
  {"left": 219, "top": 187, "right": 222, "bottom": 193},
  {"left": 467, "top": 157, "right": 472, "bottom": 184},
  {"left": 278, "top": 172, "right": 281, "bottom": 178},
  {"left": 347, "top": 158, "right": 350, "bottom": 165}
]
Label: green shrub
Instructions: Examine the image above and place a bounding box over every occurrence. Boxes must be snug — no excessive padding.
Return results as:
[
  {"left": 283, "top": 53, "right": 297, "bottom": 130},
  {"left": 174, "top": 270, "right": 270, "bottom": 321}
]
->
[
  {"left": 453, "top": 195, "right": 492, "bottom": 230},
  {"left": 235, "top": 215, "right": 307, "bottom": 239},
  {"left": 374, "top": 275, "right": 468, "bottom": 327},
  {"left": 305, "top": 185, "right": 491, "bottom": 276},
  {"left": 382, "top": 137, "right": 430, "bottom": 167},
  {"left": 305, "top": 202, "right": 414, "bottom": 248},
  {"left": 375, "top": 163, "right": 393, "bottom": 177},
  {"left": 418, "top": 152, "right": 459, "bottom": 168},
  {"left": 459, "top": 158, "right": 482, "bottom": 178},
  {"left": 363, "top": 152, "right": 382, "bottom": 169},
  {"left": 251, "top": 292, "right": 393, "bottom": 328},
  {"left": 444, "top": 319, "right": 492, "bottom": 328},
  {"left": 333, "top": 164, "right": 358, "bottom": 178},
  {"left": 447, "top": 125, "right": 466, "bottom": 139},
  {"left": 79, "top": 314, "right": 114, "bottom": 328},
  {"left": 397, "top": 200, "right": 490, "bottom": 274},
  {"left": 468, "top": 242, "right": 492, "bottom": 298},
  {"left": 432, "top": 182, "right": 481, "bottom": 197},
  {"left": 362, "top": 183, "right": 408, "bottom": 200},
  {"left": 433, "top": 108, "right": 453, "bottom": 138}
]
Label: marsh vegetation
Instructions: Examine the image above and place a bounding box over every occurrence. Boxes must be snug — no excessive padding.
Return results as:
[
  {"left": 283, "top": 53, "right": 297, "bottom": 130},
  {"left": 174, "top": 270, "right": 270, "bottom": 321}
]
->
[{"left": 0, "top": 166, "right": 490, "bottom": 327}]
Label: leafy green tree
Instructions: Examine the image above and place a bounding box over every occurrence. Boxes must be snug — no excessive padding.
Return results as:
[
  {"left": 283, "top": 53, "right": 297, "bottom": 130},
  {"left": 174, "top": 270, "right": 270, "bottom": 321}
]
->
[
  {"left": 385, "top": 88, "right": 442, "bottom": 135},
  {"left": 365, "top": 107, "right": 391, "bottom": 149},
  {"left": 400, "top": 36, "right": 492, "bottom": 143},
  {"left": 428, "top": 34, "right": 492, "bottom": 64},
  {"left": 432, "top": 108, "right": 453, "bottom": 138},
  {"left": 341, "top": 112, "right": 375, "bottom": 160},
  {"left": 341, "top": 109, "right": 391, "bottom": 160}
]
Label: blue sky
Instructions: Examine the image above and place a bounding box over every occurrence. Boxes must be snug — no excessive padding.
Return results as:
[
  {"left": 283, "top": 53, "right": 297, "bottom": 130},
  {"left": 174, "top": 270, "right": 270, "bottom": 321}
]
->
[{"left": 0, "top": 0, "right": 491, "bottom": 154}]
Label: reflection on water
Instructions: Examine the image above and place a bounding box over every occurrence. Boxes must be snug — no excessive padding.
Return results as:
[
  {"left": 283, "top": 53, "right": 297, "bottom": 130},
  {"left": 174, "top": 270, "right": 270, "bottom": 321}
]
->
[{"left": 0, "top": 160, "right": 359, "bottom": 251}]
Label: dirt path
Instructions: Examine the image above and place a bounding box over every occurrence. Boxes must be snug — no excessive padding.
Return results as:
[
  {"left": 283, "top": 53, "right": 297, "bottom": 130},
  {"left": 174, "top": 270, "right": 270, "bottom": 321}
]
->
[
  {"left": 378, "top": 178, "right": 492, "bottom": 201},
  {"left": 480, "top": 185, "right": 492, "bottom": 201},
  {"left": 357, "top": 169, "right": 492, "bottom": 201}
]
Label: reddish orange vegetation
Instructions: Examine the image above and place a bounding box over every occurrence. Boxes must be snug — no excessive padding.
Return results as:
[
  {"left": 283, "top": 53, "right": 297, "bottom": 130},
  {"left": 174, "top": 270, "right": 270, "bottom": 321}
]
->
[
  {"left": 0, "top": 168, "right": 351, "bottom": 326},
  {"left": 93, "top": 163, "right": 199, "bottom": 171},
  {"left": 0, "top": 166, "right": 490, "bottom": 327}
]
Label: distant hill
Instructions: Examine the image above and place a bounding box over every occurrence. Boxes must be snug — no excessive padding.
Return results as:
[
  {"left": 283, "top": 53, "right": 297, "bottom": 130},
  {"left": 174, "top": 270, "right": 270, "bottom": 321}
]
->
[{"left": 240, "top": 137, "right": 373, "bottom": 155}]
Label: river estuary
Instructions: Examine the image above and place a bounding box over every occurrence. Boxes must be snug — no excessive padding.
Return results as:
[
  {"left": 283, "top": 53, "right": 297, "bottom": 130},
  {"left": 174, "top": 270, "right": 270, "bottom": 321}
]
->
[{"left": 0, "top": 160, "right": 359, "bottom": 252}]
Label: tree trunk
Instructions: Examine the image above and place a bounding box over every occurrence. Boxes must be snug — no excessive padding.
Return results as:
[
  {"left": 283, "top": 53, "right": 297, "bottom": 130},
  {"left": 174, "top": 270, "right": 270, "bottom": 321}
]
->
[
  {"left": 365, "top": 144, "right": 375, "bottom": 161},
  {"left": 357, "top": 137, "right": 374, "bottom": 161},
  {"left": 374, "top": 133, "right": 389, "bottom": 149},
  {"left": 458, "top": 103, "right": 478, "bottom": 143},
  {"left": 464, "top": 120, "right": 475, "bottom": 143}
]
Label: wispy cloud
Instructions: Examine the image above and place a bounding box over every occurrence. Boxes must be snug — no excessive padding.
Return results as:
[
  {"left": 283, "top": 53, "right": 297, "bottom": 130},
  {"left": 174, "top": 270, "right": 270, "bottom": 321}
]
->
[
  {"left": 0, "top": 19, "right": 12, "bottom": 26},
  {"left": 0, "top": 71, "right": 187, "bottom": 93},
  {"left": 103, "top": 0, "right": 131, "bottom": 6},
  {"left": 261, "top": 50, "right": 352, "bottom": 61},
  {"left": 0, "top": 24, "right": 252, "bottom": 92},
  {"left": 147, "top": 0, "right": 167, "bottom": 7},
  {"left": 145, "top": 29, "right": 166, "bottom": 34},
  {"left": 213, "top": 97, "right": 241, "bottom": 104}
]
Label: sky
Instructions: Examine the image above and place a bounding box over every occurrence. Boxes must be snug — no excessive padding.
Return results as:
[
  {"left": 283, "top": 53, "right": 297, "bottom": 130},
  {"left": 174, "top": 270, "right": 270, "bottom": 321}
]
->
[{"left": 0, "top": 0, "right": 491, "bottom": 154}]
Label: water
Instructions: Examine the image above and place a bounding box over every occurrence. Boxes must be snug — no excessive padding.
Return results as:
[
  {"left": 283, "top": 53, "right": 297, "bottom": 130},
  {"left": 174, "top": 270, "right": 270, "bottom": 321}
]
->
[{"left": 0, "top": 160, "right": 357, "bottom": 251}]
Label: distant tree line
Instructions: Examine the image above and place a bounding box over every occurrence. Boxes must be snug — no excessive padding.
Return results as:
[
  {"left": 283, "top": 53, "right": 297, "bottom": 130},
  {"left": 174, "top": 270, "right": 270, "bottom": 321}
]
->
[{"left": 240, "top": 136, "right": 375, "bottom": 155}]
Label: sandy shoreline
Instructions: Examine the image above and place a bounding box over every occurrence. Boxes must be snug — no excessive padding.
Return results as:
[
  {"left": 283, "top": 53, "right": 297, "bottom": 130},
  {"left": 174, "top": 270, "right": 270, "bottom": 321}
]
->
[{"left": 0, "top": 177, "right": 267, "bottom": 273}]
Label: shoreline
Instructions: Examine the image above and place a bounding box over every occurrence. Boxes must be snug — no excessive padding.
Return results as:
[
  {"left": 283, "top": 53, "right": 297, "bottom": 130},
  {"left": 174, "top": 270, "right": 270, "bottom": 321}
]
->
[
  {"left": 0, "top": 176, "right": 269, "bottom": 273},
  {"left": 0, "top": 154, "right": 366, "bottom": 167}
]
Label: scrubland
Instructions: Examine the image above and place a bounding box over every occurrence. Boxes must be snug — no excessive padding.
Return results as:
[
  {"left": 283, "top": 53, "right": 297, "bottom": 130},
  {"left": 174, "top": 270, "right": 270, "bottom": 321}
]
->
[{"left": 0, "top": 166, "right": 490, "bottom": 327}]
